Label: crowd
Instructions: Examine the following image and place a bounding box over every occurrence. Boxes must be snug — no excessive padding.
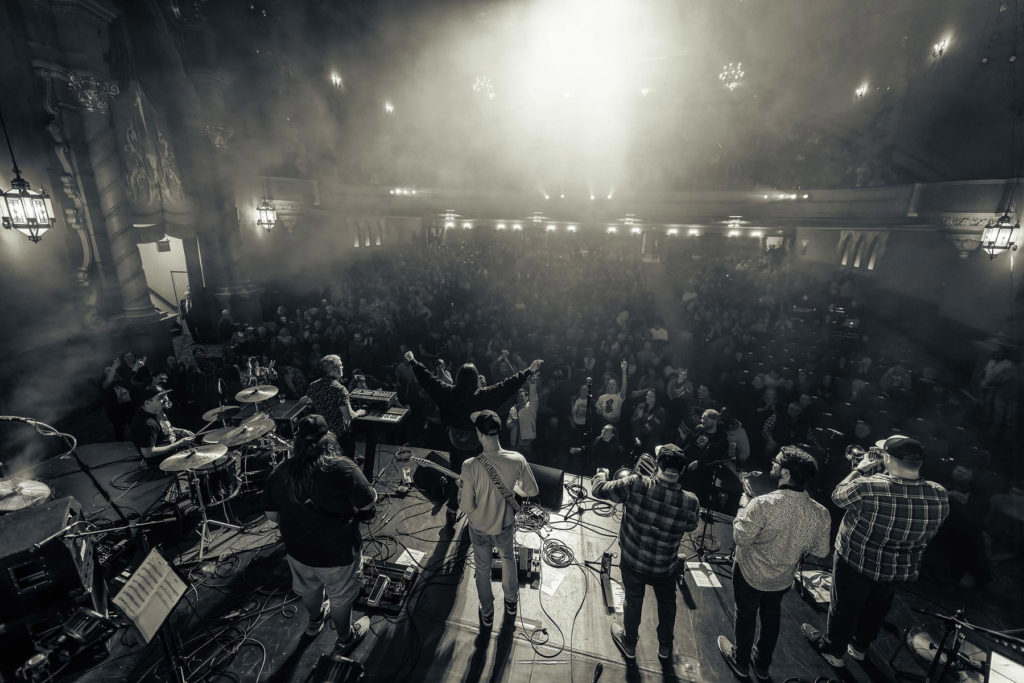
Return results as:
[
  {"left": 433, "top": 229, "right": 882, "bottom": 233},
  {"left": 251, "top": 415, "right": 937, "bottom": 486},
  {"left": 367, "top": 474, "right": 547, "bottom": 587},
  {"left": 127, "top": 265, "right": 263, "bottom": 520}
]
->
[{"left": 104, "top": 233, "right": 1019, "bottom": 592}]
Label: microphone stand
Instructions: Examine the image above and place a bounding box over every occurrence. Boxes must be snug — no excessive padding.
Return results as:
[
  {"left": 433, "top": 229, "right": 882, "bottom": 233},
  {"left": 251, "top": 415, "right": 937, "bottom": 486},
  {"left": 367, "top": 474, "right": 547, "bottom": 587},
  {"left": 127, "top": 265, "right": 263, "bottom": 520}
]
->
[
  {"left": 583, "top": 377, "right": 594, "bottom": 449},
  {"left": 691, "top": 457, "right": 735, "bottom": 565},
  {"left": 1, "top": 416, "right": 131, "bottom": 527}
]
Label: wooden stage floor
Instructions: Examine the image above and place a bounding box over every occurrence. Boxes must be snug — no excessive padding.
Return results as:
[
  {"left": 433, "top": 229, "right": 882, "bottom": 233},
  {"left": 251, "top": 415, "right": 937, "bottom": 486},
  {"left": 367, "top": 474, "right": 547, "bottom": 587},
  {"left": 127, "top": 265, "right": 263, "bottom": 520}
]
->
[{"left": 37, "top": 444, "right": 1000, "bottom": 682}]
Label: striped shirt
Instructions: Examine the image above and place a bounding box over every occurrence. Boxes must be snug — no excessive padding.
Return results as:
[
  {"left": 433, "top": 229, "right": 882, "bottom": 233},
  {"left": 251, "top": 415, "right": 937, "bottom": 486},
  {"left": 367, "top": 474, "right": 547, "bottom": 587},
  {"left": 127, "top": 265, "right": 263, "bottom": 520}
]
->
[
  {"left": 833, "top": 473, "right": 949, "bottom": 582},
  {"left": 592, "top": 472, "right": 701, "bottom": 577},
  {"left": 733, "top": 486, "right": 832, "bottom": 592}
]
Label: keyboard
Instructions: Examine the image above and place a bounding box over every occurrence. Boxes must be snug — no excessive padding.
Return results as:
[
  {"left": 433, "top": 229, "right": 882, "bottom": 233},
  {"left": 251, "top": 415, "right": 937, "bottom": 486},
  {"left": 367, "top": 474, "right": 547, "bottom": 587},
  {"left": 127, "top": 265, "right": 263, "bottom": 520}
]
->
[{"left": 356, "top": 407, "right": 409, "bottom": 424}]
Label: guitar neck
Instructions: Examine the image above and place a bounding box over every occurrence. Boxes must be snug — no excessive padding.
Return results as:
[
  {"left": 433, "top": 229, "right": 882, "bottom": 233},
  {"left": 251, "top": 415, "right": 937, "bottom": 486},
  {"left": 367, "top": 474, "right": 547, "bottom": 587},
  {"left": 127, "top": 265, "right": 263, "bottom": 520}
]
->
[{"left": 409, "top": 456, "right": 459, "bottom": 480}]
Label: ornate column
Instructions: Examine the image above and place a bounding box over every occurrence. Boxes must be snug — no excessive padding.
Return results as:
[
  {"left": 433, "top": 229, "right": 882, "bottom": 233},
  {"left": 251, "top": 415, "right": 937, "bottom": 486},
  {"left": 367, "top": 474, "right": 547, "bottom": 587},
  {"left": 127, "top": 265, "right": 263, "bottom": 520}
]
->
[{"left": 68, "top": 71, "right": 160, "bottom": 330}]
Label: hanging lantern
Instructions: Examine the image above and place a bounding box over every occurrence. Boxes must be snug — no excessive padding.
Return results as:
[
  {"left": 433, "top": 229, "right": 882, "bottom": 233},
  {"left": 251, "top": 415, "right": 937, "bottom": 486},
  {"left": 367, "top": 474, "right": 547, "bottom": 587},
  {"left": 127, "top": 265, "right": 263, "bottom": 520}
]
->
[
  {"left": 256, "top": 199, "right": 277, "bottom": 232},
  {"left": 0, "top": 178, "right": 56, "bottom": 243},
  {"left": 980, "top": 214, "right": 1020, "bottom": 259}
]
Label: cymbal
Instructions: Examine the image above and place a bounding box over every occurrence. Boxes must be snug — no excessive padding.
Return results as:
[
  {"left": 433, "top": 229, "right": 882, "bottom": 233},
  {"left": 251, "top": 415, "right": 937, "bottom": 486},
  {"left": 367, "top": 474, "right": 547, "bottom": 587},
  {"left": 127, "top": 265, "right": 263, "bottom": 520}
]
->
[
  {"left": 235, "top": 385, "right": 279, "bottom": 403},
  {"left": 218, "top": 419, "right": 277, "bottom": 447},
  {"left": 0, "top": 479, "right": 51, "bottom": 512},
  {"left": 159, "top": 445, "right": 230, "bottom": 472},
  {"left": 202, "top": 426, "right": 238, "bottom": 444},
  {"left": 202, "top": 405, "right": 239, "bottom": 422},
  {"left": 240, "top": 411, "right": 269, "bottom": 428}
]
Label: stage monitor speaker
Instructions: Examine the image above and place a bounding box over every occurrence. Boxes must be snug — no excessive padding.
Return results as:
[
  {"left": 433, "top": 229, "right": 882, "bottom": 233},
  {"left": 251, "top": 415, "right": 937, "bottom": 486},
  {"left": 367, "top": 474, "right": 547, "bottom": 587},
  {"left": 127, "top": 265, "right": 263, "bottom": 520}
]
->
[
  {"left": 0, "top": 496, "right": 97, "bottom": 622},
  {"left": 412, "top": 451, "right": 451, "bottom": 502},
  {"left": 528, "top": 463, "right": 565, "bottom": 510}
]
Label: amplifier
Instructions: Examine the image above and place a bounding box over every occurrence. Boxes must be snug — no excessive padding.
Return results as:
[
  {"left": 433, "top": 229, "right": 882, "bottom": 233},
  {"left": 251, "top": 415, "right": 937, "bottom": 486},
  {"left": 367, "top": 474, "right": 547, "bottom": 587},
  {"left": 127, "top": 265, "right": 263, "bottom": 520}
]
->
[
  {"left": 236, "top": 398, "right": 312, "bottom": 439},
  {"left": 0, "top": 497, "right": 97, "bottom": 622}
]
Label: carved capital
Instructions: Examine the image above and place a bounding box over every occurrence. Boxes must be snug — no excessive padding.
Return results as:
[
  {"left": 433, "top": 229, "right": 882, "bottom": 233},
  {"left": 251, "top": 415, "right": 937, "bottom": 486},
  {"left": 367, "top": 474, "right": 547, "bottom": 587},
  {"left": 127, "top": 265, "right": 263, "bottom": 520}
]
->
[
  {"left": 68, "top": 72, "right": 119, "bottom": 112},
  {"left": 946, "top": 232, "right": 981, "bottom": 260}
]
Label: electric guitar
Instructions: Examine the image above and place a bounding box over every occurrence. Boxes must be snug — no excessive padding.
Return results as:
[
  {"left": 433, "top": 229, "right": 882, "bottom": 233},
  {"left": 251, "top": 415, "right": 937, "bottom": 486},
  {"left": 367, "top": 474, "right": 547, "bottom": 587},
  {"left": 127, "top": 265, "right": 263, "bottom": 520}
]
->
[{"left": 395, "top": 452, "right": 532, "bottom": 507}]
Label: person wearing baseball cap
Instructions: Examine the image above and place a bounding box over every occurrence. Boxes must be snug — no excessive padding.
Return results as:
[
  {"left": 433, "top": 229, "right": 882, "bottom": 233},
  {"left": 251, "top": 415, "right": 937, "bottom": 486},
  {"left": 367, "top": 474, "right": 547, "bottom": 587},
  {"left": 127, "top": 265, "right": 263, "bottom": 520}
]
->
[
  {"left": 592, "top": 443, "right": 701, "bottom": 662},
  {"left": 129, "top": 385, "right": 191, "bottom": 468},
  {"left": 460, "top": 410, "right": 539, "bottom": 629},
  {"left": 803, "top": 434, "right": 949, "bottom": 669}
]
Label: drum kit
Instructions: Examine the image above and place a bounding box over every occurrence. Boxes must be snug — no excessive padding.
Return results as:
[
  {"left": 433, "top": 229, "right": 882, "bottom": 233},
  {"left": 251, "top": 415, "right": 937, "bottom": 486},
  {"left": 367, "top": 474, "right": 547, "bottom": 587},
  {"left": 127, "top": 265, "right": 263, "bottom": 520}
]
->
[{"left": 154, "top": 384, "right": 291, "bottom": 562}]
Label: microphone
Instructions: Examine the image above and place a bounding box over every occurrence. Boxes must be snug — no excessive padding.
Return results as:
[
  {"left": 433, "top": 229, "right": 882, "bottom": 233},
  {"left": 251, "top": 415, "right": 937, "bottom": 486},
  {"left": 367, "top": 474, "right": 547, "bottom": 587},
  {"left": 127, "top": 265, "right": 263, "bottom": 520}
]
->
[{"left": 585, "top": 377, "right": 592, "bottom": 386}]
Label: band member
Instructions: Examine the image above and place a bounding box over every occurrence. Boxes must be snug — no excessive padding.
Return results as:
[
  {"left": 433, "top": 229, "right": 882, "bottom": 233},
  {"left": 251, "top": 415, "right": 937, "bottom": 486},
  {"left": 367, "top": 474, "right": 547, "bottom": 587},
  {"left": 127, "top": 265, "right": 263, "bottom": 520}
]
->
[
  {"left": 461, "top": 410, "right": 539, "bottom": 628},
  {"left": 263, "top": 415, "right": 376, "bottom": 656},
  {"left": 592, "top": 444, "right": 701, "bottom": 662},
  {"left": 803, "top": 435, "right": 949, "bottom": 668},
  {"left": 306, "top": 355, "right": 366, "bottom": 459},
  {"left": 404, "top": 349, "right": 542, "bottom": 527},
  {"left": 130, "top": 386, "right": 192, "bottom": 468},
  {"left": 718, "top": 446, "right": 831, "bottom": 680}
]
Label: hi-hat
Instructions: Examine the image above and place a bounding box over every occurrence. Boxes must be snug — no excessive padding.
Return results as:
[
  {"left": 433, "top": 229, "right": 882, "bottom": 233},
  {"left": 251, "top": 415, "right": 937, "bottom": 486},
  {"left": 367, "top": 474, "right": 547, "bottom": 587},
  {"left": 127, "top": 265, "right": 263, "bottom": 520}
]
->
[
  {"left": 236, "top": 385, "right": 278, "bottom": 403},
  {"left": 159, "top": 445, "right": 230, "bottom": 472},
  {"left": 202, "top": 405, "right": 239, "bottom": 422},
  {"left": 240, "top": 411, "right": 269, "bottom": 427}
]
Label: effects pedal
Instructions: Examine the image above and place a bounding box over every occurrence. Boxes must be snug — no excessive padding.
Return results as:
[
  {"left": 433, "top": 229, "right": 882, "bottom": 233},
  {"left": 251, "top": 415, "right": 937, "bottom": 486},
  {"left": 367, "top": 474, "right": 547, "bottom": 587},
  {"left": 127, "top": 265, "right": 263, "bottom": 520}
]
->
[
  {"left": 355, "top": 558, "right": 418, "bottom": 615},
  {"left": 490, "top": 545, "right": 541, "bottom": 582},
  {"left": 600, "top": 552, "right": 616, "bottom": 610}
]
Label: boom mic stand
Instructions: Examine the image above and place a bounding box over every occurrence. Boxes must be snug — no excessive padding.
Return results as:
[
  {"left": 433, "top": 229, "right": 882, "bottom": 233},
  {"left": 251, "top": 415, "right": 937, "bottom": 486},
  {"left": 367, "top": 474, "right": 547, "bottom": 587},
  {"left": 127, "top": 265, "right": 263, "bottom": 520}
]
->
[{"left": 0, "top": 416, "right": 131, "bottom": 527}]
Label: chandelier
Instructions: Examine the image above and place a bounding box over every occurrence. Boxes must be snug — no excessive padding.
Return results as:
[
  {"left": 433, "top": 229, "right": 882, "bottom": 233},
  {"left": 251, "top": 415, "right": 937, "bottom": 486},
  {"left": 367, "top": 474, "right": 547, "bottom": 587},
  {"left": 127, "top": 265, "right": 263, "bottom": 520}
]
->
[
  {"left": 718, "top": 62, "right": 745, "bottom": 91},
  {"left": 0, "top": 107, "right": 56, "bottom": 243}
]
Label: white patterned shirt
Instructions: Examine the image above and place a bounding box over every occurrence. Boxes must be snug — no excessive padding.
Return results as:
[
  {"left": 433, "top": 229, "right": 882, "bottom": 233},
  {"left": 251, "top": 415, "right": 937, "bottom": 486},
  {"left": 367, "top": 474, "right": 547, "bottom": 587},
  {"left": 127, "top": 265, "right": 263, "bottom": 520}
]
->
[{"left": 733, "top": 486, "right": 832, "bottom": 591}]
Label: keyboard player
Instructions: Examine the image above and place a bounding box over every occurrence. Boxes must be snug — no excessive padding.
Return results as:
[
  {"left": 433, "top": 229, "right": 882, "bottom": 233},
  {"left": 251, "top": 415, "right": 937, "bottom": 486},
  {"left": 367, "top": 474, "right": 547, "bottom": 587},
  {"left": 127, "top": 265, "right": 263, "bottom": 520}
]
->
[{"left": 306, "top": 354, "right": 366, "bottom": 460}]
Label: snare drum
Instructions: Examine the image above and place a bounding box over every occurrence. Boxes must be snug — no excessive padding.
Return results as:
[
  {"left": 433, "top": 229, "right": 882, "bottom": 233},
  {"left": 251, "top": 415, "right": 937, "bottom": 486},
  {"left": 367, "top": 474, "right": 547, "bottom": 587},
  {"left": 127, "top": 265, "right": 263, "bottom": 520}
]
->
[{"left": 190, "top": 453, "right": 240, "bottom": 507}]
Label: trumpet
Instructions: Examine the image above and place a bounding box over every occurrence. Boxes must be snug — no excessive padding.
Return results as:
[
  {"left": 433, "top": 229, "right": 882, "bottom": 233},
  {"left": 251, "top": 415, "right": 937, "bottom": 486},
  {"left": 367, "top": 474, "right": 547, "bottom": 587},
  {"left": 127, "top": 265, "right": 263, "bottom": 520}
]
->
[
  {"left": 845, "top": 444, "right": 885, "bottom": 470},
  {"left": 613, "top": 448, "right": 659, "bottom": 480}
]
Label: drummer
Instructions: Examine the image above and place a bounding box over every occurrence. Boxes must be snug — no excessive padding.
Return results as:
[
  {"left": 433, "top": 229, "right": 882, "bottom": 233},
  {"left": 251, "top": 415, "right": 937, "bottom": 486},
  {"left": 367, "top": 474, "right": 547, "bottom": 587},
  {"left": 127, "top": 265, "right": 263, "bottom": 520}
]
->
[{"left": 130, "top": 386, "right": 193, "bottom": 469}]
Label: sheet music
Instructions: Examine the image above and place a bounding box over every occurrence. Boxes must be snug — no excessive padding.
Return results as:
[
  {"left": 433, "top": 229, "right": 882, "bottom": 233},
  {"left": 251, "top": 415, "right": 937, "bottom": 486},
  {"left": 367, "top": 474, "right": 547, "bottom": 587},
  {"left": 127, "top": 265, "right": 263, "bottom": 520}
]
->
[
  {"left": 685, "top": 562, "right": 722, "bottom": 588},
  {"left": 112, "top": 549, "right": 186, "bottom": 643}
]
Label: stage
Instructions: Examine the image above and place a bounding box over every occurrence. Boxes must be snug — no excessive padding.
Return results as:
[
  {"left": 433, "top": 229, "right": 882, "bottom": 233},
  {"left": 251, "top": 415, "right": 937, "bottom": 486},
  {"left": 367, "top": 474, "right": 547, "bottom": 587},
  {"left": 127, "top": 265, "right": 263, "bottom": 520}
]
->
[{"left": 4, "top": 442, "right": 1009, "bottom": 682}]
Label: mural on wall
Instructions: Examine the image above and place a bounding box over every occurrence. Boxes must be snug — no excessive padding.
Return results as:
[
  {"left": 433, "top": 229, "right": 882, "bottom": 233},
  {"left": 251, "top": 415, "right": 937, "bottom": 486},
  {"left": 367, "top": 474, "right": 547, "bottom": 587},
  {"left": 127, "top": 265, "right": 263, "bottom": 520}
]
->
[{"left": 113, "top": 82, "right": 194, "bottom": 242}]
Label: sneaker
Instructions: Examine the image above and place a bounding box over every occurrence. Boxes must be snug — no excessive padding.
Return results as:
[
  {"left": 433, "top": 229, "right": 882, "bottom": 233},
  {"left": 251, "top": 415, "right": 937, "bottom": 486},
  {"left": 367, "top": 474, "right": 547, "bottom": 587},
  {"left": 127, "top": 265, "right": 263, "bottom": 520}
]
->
[
  {"left": 305, "top": 600, "right": 330, "bottom": 636},
  {"left": 333, "top": 616, "right": 370, "bottom": 656},
  {"left": 504, "top": 598, "right": 518, "bottom": 616},
  {"left": 610, "top": 623, "right": 636, "bottom": 660},
  {"left": 847, "top": 643, "right": 867, "bottom": 661},
  {"left": 717, "top": 636, "right": 750, "bottom": 679},
  {"left": 750, "top": 656, "right": 770, "bottom": 681},
  {"left": 801, "top": 623, "right": 844, "bottom": 668},
  {"left": 658, "top": 642, "right": 672, "bottom": 661},
  {"left": 479, "top": 606, "right": 494, "bottom": 628}
]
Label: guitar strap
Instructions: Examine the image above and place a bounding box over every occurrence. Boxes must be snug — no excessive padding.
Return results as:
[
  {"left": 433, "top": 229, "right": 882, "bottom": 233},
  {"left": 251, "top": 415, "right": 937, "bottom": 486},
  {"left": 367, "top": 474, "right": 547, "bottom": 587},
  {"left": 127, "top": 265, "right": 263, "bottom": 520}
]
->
[{"left": 477, "top": 454, "right": 522, "bottom": 514}]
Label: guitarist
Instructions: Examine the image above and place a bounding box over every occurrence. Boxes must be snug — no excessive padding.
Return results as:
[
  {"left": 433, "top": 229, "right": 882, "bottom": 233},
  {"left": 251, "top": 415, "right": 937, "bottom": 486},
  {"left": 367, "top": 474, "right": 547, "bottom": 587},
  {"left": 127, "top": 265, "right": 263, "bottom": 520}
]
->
[
  {"left": 404, "top": 349, "right": 542, "bottom": 527},
  {"left": 460, "top": 410, "right": 539, "bottom": 629}
]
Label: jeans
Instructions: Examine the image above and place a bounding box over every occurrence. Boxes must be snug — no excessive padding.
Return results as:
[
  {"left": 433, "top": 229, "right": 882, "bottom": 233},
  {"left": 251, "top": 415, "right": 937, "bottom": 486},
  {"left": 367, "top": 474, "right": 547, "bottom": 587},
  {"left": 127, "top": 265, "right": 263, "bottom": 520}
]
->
[
  {"left": 620, "top": 563, "right": 678, "bottom": 647},
  {"left": 732, "top": 564, "right": 787, "bottom": 669},
  {"left": 468, "top": 523, "right": 518, "bottom": 617},
  {"left": 823, "top": 555, "right": 900, "bottom": 658},
  {"left": 286, "top": 554, "right": 361, "bottom": 639}
]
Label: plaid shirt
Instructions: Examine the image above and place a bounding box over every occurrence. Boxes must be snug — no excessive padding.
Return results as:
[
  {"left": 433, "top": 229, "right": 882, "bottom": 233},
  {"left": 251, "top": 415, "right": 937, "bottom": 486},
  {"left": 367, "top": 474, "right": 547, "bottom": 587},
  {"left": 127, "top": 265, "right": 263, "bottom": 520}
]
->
[
  {"left": 592, "top": 472, "right": 701, "bottom": 577},
  {"left": 833, "top": 473, "right": 949, "bottom": 582}
]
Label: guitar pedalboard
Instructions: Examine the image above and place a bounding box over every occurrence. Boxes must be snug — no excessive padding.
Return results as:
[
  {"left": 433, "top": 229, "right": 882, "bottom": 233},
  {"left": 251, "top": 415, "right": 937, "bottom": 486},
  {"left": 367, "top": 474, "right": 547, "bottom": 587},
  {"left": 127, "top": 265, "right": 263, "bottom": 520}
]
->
[
  {"left": 490, "top": 544, "right": 542, "bottom": 583},
  {"left": 355, "top": 559, "right": 418, "bottom": 615}
]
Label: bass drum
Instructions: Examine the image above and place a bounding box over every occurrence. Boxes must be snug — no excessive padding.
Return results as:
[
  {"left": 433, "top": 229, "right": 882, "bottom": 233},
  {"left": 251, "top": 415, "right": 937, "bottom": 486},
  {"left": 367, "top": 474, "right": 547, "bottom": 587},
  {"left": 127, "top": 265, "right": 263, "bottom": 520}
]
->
[{"left": 191, "top": 453, "right": 241, "bottom": 507}]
